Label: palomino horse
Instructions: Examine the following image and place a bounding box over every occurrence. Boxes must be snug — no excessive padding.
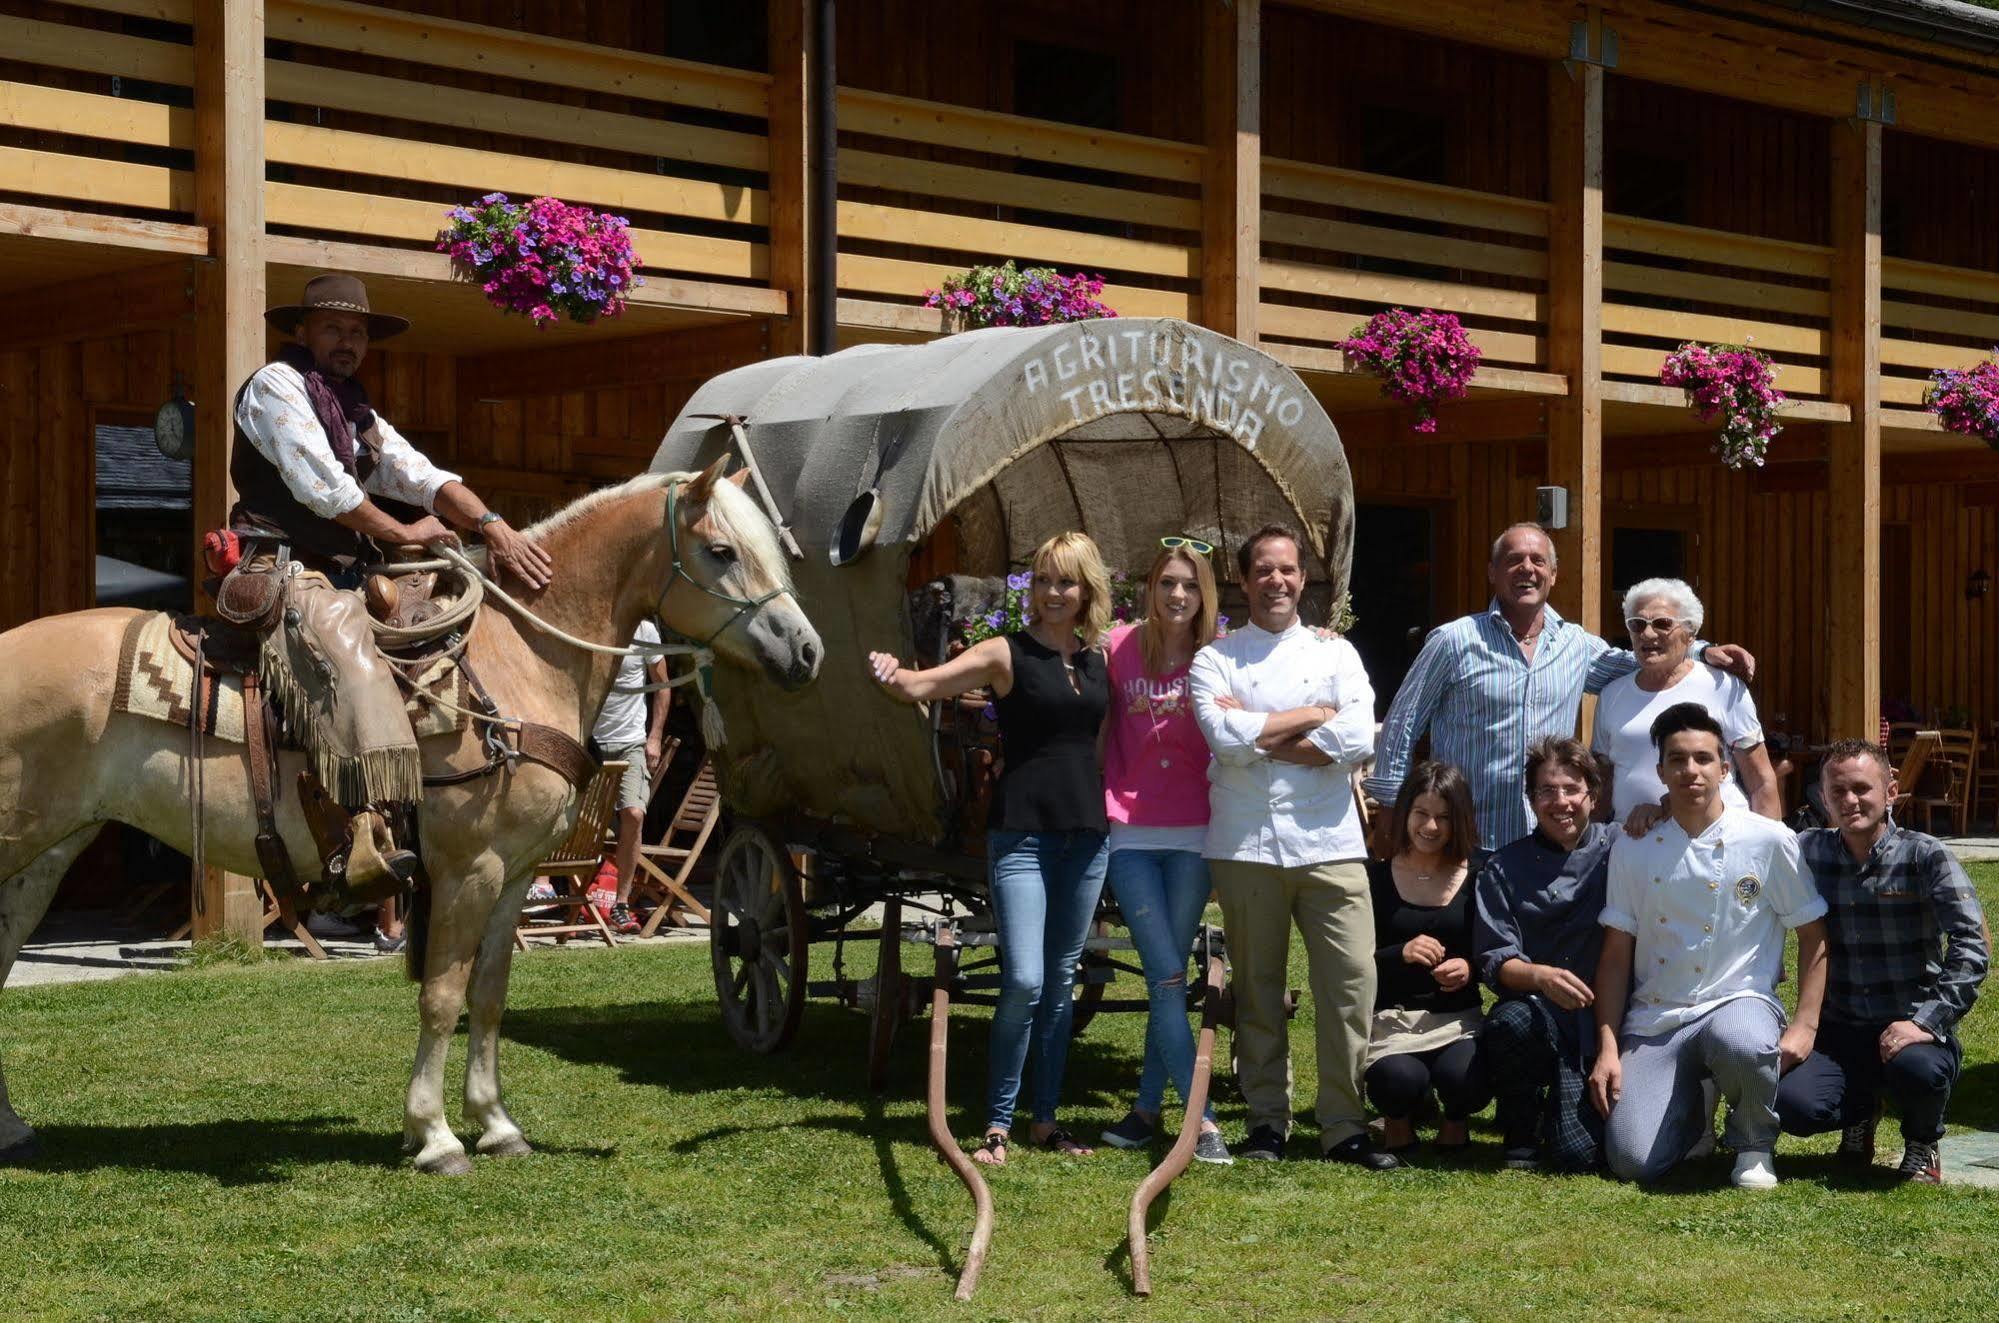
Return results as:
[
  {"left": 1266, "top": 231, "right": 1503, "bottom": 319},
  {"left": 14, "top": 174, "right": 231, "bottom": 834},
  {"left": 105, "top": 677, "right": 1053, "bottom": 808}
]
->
[{"left": 0, "top": 460, "right": 819, "bottom": 1174}]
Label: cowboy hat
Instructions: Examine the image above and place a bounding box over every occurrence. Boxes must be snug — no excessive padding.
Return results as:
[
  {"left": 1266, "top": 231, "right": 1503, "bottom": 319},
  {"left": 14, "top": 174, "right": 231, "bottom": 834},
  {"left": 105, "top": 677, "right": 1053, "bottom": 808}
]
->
[{"left": 264, "top": 273, "right": 410, "bottom": 340}]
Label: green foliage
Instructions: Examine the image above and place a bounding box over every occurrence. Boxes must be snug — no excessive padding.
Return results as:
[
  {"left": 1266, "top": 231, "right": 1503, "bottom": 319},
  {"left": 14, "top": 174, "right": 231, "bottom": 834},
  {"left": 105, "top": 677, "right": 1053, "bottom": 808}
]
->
[
  {"left": 178, "top": 932, "right": 287, "bottom": 969},
  {"left": 2, "top": 873, "right": 1998, "bottom": 1319}
]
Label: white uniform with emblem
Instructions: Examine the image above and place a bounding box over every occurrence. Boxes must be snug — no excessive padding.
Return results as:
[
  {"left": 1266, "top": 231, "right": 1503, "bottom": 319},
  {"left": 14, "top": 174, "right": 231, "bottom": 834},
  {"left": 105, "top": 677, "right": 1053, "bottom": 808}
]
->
[{"left": 1598, "top": 806, "right": 1827, "bottom": 1181}]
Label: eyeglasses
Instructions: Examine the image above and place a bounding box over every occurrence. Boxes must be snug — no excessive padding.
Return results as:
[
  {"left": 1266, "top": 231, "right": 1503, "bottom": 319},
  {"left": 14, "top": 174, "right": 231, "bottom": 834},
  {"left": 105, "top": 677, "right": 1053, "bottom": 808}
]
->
[
  {"left": 1160, "top": 535, "right": 1214, "bottom": 555},
  {"left": 1624, "top": 616, "right": 1686, "bottom": 636}
]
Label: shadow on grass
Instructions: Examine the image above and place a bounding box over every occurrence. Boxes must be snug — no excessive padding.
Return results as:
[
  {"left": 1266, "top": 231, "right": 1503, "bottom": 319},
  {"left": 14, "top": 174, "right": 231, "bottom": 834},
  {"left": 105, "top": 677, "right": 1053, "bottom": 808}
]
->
[
  {"left": 15, "top": 1114, "right": 392, "bottom": 1184},
  {"left": 1950, "top": 1061, "right": 1999, "bottom": 1132}
]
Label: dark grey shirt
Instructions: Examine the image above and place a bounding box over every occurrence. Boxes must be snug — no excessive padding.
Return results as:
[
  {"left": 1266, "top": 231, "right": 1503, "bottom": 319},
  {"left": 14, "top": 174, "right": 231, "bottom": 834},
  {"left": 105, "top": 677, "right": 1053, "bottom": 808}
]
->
[{"left": 1474, "top": 821, "right": 1616, "bottom": 990}]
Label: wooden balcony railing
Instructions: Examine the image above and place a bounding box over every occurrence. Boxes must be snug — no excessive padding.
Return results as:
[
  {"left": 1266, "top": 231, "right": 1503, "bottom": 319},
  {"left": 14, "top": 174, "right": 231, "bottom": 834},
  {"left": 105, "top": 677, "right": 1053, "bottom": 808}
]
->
[
  {"left": 1881, "top": 257, "right": 1999, "bottom": 426},
  {"left": 0, "top": 3, "right": 197, "bottom": 230},
  {"left": 1257, "top": 158, "right": 1554, "bottom": 390},
  {"left": 834, "top": 90, "right": 1200, "bottom": 331},
  {"left": 1602, "top": 214, "right": 1835, "bottom": 403}
]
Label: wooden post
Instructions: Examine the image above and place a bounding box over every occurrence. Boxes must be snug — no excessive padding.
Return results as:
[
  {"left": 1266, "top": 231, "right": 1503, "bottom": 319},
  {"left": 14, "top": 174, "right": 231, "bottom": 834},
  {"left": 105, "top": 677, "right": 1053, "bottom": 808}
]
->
[
  {"left": 191, "top": 0, "right": 266, "bottom": 942},
  {"left": 1545, "top": 55, "right": 1604, "bottom": 636},
  {"left": 1201, "top": 0, "right": 1259, "bottom": 339},
  {"left": 1828, "top": 114, "right": 1882, "bottom": 742},
  {"left": 767, "top": 0, "right": 811, "bottom": 357}
]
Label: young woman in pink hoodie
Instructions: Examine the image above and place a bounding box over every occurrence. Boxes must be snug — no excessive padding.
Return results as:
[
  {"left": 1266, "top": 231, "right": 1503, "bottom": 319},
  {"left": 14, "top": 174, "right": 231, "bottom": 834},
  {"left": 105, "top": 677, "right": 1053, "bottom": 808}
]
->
[{"left": 1097, "top": 540, "right": 1232, "bottom": 1165}]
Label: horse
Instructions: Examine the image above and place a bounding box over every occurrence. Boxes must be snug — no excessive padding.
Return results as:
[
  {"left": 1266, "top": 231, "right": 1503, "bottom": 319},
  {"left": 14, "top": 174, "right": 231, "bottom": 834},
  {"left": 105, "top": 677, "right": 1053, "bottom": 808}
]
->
[{"left": 0, "top": 458, "right": 820, "bottom": 1174}]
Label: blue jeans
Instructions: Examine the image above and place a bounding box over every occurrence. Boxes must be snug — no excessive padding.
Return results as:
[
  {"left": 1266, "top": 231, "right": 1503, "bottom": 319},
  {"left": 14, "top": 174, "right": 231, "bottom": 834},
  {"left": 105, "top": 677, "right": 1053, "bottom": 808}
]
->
[
  {"left": 985, "top": 829, "right": 1109, "bottom": 1133},
  {"left": 1106, "top": 847, "right": 1214, "bottom": 1121}
]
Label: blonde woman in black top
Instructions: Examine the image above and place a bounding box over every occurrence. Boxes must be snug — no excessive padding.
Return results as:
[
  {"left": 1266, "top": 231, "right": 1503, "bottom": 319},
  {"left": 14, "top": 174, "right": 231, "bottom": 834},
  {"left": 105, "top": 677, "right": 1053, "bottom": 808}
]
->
[
  {"left": 869, "top": 532, "right": 1112, "bottom": 1166},
  {"left": 1366, "top": 761, "right": 1489, "bottom": 1155}
]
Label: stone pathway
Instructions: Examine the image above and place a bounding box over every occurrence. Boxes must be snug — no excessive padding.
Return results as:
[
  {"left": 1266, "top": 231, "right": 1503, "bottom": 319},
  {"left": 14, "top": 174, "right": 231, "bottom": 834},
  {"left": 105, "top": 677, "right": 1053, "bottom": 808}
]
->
[{"left": 1940, "top": 1129, "right": 1999, "bottom": 1189}]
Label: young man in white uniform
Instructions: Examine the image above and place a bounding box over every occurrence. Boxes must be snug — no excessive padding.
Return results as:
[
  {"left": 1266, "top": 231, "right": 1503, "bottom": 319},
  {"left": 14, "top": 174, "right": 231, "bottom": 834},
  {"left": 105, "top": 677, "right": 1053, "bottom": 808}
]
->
[{"left": 1588, "top": 702, "right": 1829, "bottom": 1189}]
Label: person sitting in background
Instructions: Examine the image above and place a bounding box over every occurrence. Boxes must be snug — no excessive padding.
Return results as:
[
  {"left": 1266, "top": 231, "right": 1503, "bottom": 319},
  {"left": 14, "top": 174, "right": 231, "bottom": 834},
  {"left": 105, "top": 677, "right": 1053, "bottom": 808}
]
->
[
  {"left": 1365, "top": 762, "right": 1489, "bottom": 1158},
  {"left": 1474, "top": 737, "right": 1615, "bottom": 1172},
  {"left": 1593, "top": 577, "right": 1781, "bottom": 822},
  {"left": 1590, "top": 703, "right": 1828, "bottom": 1190},
  {"left": 1097, "top": 539, "right": 1231, "bottom": 1166},
  {"left": 586, "top": 619, "right": 669, "bottom": 934},
  {"left": 1776, "top": 739, "right": 1989, "bottom": 1183}
]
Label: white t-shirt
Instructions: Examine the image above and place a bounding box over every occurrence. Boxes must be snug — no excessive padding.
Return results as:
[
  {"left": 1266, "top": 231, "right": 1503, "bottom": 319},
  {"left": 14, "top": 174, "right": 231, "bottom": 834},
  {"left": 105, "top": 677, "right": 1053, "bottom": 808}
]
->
[
  {"left": 592, "top": 620, "right": 662, "bottom": 749},
  {"left": 1602, "top": 806, "right": 1825, "bottom": 1038},
  {"left": 1592, "top": 665, "right": 1765, "bottom": 818}
]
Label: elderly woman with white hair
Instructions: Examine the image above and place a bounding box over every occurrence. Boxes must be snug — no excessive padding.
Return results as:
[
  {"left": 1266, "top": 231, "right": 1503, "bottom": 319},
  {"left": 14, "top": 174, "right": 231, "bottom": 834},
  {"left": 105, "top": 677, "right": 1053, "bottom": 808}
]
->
[{"left": 1591, "top": 577, "right": 1782, "bottom": 820}]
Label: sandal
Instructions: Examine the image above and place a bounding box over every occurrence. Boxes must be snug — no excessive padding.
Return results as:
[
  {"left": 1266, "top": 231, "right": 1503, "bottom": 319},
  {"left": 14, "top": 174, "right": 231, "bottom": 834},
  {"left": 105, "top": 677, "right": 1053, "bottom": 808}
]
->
[
  {"left": 971, "top": 1131, "right": 1008, "bottom": 1167},
  {"left": 1034, "top": 1126, "right": 1094, "bottom": 1156}
]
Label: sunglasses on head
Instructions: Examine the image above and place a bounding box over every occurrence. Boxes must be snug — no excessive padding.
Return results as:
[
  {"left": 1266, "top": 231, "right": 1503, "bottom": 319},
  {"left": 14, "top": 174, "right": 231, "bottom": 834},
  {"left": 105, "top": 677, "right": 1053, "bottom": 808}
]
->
[
  {"left": 1160, "top": 535, "right": 1214, "bottom": 555},
  {"left": 1625, "top": 616, "right": 1685, "bottom": 636}
]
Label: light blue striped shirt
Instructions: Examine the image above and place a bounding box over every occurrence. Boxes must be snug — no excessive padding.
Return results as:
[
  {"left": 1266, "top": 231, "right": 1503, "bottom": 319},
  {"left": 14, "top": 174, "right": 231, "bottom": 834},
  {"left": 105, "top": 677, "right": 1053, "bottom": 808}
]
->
[{"left": 1363, "top": 601, "right": 1709, "bottom": 848}]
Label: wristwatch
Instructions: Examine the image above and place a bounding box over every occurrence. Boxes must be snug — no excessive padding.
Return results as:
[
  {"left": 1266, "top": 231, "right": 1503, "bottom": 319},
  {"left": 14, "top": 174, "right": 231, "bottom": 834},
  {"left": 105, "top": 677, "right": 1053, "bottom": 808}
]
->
[{"left": 476, "top": 512, "right": 505, "bottom": 530}]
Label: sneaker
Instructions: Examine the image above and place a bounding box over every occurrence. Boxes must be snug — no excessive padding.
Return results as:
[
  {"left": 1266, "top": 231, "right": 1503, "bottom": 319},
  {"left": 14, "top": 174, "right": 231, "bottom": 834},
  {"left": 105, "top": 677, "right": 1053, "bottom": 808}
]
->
[
  {"left": 524, "top": 879, "right": 558, "bottom": 915},
  {"left": 1501, "top": 1144, "right": 1541, "bottom": 1171},
  {"left": 372, "top": 927, "right": 406, "bottom": 954},
  {"left": 1100, "top": 1111, "right": 1157, "bottom": 1150},
  {"left": 1838, "top": 1112, "right": 1880, "bottom": 1166},
  {"left": 1193, "top": 1129, "right": 1233, "bottom": 1166},
  {"left": 1322, "top": 1134, "right": 1407, "bottom": 1171},
  {"left": 607, "top": 902, "right": 641, "bottom": 936},
  {"left": 1731, "top": 1150, "right": 1779, "bottom": 1189},
  {"left": 1896, "top": 1140, "right": 1942, "bottom": 1185},
  {"left": 1238, "top": 1124, "right": 1286, "bottom": 1162}
]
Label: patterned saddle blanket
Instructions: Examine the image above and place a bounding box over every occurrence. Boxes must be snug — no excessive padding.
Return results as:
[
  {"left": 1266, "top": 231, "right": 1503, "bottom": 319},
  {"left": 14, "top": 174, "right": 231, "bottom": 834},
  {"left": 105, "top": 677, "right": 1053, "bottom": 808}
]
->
[{"left": 110, "top": 611, "right": 468, "bottom": 744}]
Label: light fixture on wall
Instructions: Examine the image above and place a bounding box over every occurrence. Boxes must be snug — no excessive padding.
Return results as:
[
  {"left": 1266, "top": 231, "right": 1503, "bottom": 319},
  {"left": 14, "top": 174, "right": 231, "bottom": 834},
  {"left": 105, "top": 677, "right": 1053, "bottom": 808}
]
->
[{"left": 1969, "top": 569, "right": 1992, "bottom": 602}]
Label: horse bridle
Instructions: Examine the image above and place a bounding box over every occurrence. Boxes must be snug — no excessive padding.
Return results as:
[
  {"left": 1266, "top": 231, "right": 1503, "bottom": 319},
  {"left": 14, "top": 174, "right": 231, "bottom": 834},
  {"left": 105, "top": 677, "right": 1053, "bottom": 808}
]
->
[{"left": 656, "top": 480, "right": 790, "bottom": 647}]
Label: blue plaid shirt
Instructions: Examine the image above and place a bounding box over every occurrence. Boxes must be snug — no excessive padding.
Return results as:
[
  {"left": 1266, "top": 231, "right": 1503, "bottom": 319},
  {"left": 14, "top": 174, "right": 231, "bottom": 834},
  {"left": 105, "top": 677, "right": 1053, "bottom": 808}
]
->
[
  {"left": 1798, "top": 824, "right": 1989, "bottom": 1037},
  {"left": 1366, "top": 603, "right": 1710, "bottom": 846}
]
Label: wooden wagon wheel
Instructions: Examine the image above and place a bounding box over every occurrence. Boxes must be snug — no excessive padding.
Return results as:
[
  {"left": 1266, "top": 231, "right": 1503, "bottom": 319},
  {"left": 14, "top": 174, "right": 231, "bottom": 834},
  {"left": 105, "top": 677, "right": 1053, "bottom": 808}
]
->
[
  {"left": 709, "top": 824, "right": 808, "bottom": 1054},
  {"left": 866, "top": 898, "right": 904, "bottom": 1093},
  {"left": 1069, "top": 918, "right": 1111, "bottom": 1037}
]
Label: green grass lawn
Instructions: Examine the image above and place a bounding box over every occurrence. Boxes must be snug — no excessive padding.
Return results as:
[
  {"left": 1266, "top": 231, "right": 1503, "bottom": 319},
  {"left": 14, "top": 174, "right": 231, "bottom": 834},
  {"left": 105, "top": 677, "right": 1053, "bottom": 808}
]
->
[{"left": 2, "top": 871, "right": 1998, "bottom": 1322}]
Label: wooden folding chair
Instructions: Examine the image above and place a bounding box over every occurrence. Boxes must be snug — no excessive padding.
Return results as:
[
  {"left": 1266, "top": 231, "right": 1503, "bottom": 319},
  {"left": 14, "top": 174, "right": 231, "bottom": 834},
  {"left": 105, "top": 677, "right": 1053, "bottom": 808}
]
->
[
  {"left": 1914, "top": 728, "right": 1978, "bottom": 838},
  {"left": 637, "top": 753, "right": 721, "bottom": 936},
  {"left": 516, "top": 760, "right": 628, "bottom": 949},
  {"left": 1889, "top": 730, "right": 1940, "bottom": 826}
]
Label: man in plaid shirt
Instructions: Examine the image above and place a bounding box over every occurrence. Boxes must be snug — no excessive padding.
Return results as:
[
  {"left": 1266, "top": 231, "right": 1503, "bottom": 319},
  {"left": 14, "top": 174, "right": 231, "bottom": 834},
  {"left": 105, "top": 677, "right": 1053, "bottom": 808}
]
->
[{"left": 1776, "top": 738, "right": 1990, "bottom": 1183}]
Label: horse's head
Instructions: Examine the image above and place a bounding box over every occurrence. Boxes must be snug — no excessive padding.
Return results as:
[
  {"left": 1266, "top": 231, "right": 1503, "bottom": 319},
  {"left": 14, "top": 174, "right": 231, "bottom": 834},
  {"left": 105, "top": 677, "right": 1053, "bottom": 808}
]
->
[{"left": 661, "top": 458, "right": 822, "bottom": 690}]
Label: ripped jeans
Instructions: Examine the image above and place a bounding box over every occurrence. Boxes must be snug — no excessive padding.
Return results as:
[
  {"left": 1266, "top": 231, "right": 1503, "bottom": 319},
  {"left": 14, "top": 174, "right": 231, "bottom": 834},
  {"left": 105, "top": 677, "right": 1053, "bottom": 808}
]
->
[{"left": 1107, "top": 847, "right": 1214, "bottom": 1122}]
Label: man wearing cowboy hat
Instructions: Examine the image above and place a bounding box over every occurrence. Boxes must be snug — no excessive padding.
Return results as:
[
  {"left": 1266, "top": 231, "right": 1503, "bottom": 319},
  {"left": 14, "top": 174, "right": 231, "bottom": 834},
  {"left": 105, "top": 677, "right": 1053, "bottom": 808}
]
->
[{"left": 230, "top": 273, "right": 555, "bottom": 898}]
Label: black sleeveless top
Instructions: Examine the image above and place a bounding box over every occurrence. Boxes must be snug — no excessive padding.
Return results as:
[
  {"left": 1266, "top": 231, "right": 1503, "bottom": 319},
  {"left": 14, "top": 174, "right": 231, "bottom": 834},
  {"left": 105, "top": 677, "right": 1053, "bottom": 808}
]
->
[
  {"left": 990, "top": 632, "right": 1109, "bottom": 834},
  {"left": 1368, "top": 859, "right": 1481, "bottom": 1015}
]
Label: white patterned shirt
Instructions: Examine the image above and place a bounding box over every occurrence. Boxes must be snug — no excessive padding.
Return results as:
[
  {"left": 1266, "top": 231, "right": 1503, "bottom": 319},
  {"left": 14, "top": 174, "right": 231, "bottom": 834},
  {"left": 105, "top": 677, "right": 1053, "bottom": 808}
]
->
[
  {"left": 1603, "top": 806, "right": 1826, "bottom": 1037},
  {"left": 234, "top": 361, "right": 460, "bottom": 519},
  {"left": 1189, "top": 620, "right": 1376, "bottom": 867}
]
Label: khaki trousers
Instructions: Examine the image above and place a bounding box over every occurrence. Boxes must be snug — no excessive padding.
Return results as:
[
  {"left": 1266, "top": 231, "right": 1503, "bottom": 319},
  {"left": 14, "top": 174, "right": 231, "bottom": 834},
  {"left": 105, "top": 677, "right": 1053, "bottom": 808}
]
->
[{"left": 1211, "top": 857, "right": 1375, "bottom": 1148}]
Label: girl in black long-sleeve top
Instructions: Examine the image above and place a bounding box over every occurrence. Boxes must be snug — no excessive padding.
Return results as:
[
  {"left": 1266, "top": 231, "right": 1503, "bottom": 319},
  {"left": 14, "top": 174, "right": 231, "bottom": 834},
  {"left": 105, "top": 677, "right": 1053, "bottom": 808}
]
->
[{"left": 1365, "top": 762, "right": 1491, "bottom": 1154}]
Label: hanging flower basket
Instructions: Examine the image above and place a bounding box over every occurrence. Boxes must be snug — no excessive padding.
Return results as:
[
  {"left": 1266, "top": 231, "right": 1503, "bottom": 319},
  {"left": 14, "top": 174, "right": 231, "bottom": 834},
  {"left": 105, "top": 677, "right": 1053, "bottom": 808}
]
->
[
  {"left": 1337, "top": 308, "right": 1481, "bottom": 433},
  {"left": 923, "top": 260, "right": 1117, "bottom": 331},
  {"left": 437, "top": 193, "right": 642, "bottom": 328},
  {"left": 1924, "top": 351, "right": 1999, "bottom": 448},
  {"left": 1658, "top": 341, "right": 1785, "bottom": 469}
]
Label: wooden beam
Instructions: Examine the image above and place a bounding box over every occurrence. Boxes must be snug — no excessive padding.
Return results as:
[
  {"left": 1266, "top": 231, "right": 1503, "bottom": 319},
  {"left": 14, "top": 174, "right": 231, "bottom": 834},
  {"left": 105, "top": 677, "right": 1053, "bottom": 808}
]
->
[
  {"left": 191, "top": 0, "right": 265, "bottom": 944},
  {"left": 0, "top": 261, "right": 195, "bottom": 351},
  {"left": 1335, "top": 398, "right": 1551, "bottom": 450},
  {"left": 1826, "top": 116, "right": 1882, "bottom": 745},
  {"left": 766, "top": 0, "right": 811, "bottom": 357},
  {"left": 457, "top": 320, "right": 771, "bottom": 401},
  {"left": 1884, "top": 450, "right": 1999, "bottom": 487},
  {"left": 1545, "top": 53, "right": 1604, "bottom": 634},
  {"left": 0, "top": 201, "right": 207, "bottom": 256},
  {"left": 1604, "top": 425, "right": 1832, "bottom": 472},
  {"left": 1201, "top": 0, "right": 1258, "bottom": 339}
]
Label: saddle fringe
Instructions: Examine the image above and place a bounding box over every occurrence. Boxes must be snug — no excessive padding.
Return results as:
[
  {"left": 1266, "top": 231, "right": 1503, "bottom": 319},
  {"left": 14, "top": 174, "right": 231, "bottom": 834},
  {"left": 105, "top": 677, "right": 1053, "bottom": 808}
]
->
[{"left": 261, "top": 628, "right": 423, "bottom": 805}]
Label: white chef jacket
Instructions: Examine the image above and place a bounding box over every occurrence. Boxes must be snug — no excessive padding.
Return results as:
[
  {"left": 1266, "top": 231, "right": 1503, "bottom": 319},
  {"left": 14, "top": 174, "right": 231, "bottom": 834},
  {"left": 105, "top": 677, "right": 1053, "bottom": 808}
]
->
[
  {"left": 1188, "top": 620, "right": 1375, "bottom": 868},
  {"left": 1603, "top": 805, "right": 1826, "bottom": 1037}
]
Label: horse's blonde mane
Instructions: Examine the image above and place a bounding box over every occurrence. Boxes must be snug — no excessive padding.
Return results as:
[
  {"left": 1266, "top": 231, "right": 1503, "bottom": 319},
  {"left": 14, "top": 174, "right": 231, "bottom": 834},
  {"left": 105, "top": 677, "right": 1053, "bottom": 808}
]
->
[{"left": 522, "top": 469, "right": 791, "bottom": 591}]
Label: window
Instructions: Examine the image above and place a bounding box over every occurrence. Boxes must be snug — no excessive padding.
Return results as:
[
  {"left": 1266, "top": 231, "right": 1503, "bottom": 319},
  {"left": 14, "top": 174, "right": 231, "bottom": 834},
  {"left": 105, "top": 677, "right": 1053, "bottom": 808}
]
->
[
  {"left": 1013, "top": 40, "right": 1120, "bottom": 132},
  {"left": 1357, "top": 103, "right": 1446, "bottom": 185},
  {"left": 664, "top": 1, "right": 766, "bottom": 71}
]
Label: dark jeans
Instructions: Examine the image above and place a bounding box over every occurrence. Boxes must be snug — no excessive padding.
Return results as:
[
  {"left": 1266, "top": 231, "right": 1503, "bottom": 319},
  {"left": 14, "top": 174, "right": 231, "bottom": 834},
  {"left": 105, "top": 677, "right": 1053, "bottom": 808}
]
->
[
  {"left": 1364, "top": 1037, "right": 1489, "bottom": 1122},
  {"left": 1480, "top": 995, "right": 1603, "bottom": 1172},
  {"left": 1775, "top": 1017, "right": 1963, "bottom": 1145}
]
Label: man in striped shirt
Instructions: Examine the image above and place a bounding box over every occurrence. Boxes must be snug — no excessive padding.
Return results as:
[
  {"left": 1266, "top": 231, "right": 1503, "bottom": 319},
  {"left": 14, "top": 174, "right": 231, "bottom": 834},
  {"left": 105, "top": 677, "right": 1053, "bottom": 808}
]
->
[{"left": 1364, "top": 524, "right": 1754, "bottom": 849}]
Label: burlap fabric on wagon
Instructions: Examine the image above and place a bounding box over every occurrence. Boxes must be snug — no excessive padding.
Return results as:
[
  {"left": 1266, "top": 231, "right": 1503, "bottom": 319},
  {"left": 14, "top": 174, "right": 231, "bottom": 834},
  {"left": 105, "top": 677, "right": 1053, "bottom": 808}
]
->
[{"left": 112, "top": 609, "right": 470, "bottom": 748}]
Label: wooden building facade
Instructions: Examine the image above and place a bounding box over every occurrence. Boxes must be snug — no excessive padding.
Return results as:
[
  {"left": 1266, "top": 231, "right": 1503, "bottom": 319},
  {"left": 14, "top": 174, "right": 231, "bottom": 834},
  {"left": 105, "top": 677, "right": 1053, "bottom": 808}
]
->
[{"left": 8, "top": 0, "right": 1999, "bottom": 767}]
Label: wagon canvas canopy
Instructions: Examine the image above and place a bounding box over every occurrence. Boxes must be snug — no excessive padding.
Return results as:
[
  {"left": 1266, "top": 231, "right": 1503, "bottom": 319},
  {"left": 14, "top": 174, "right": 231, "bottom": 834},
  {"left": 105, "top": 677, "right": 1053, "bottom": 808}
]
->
[{"left": 650, "top": 318, "right": 1354, "bottom": 840}]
